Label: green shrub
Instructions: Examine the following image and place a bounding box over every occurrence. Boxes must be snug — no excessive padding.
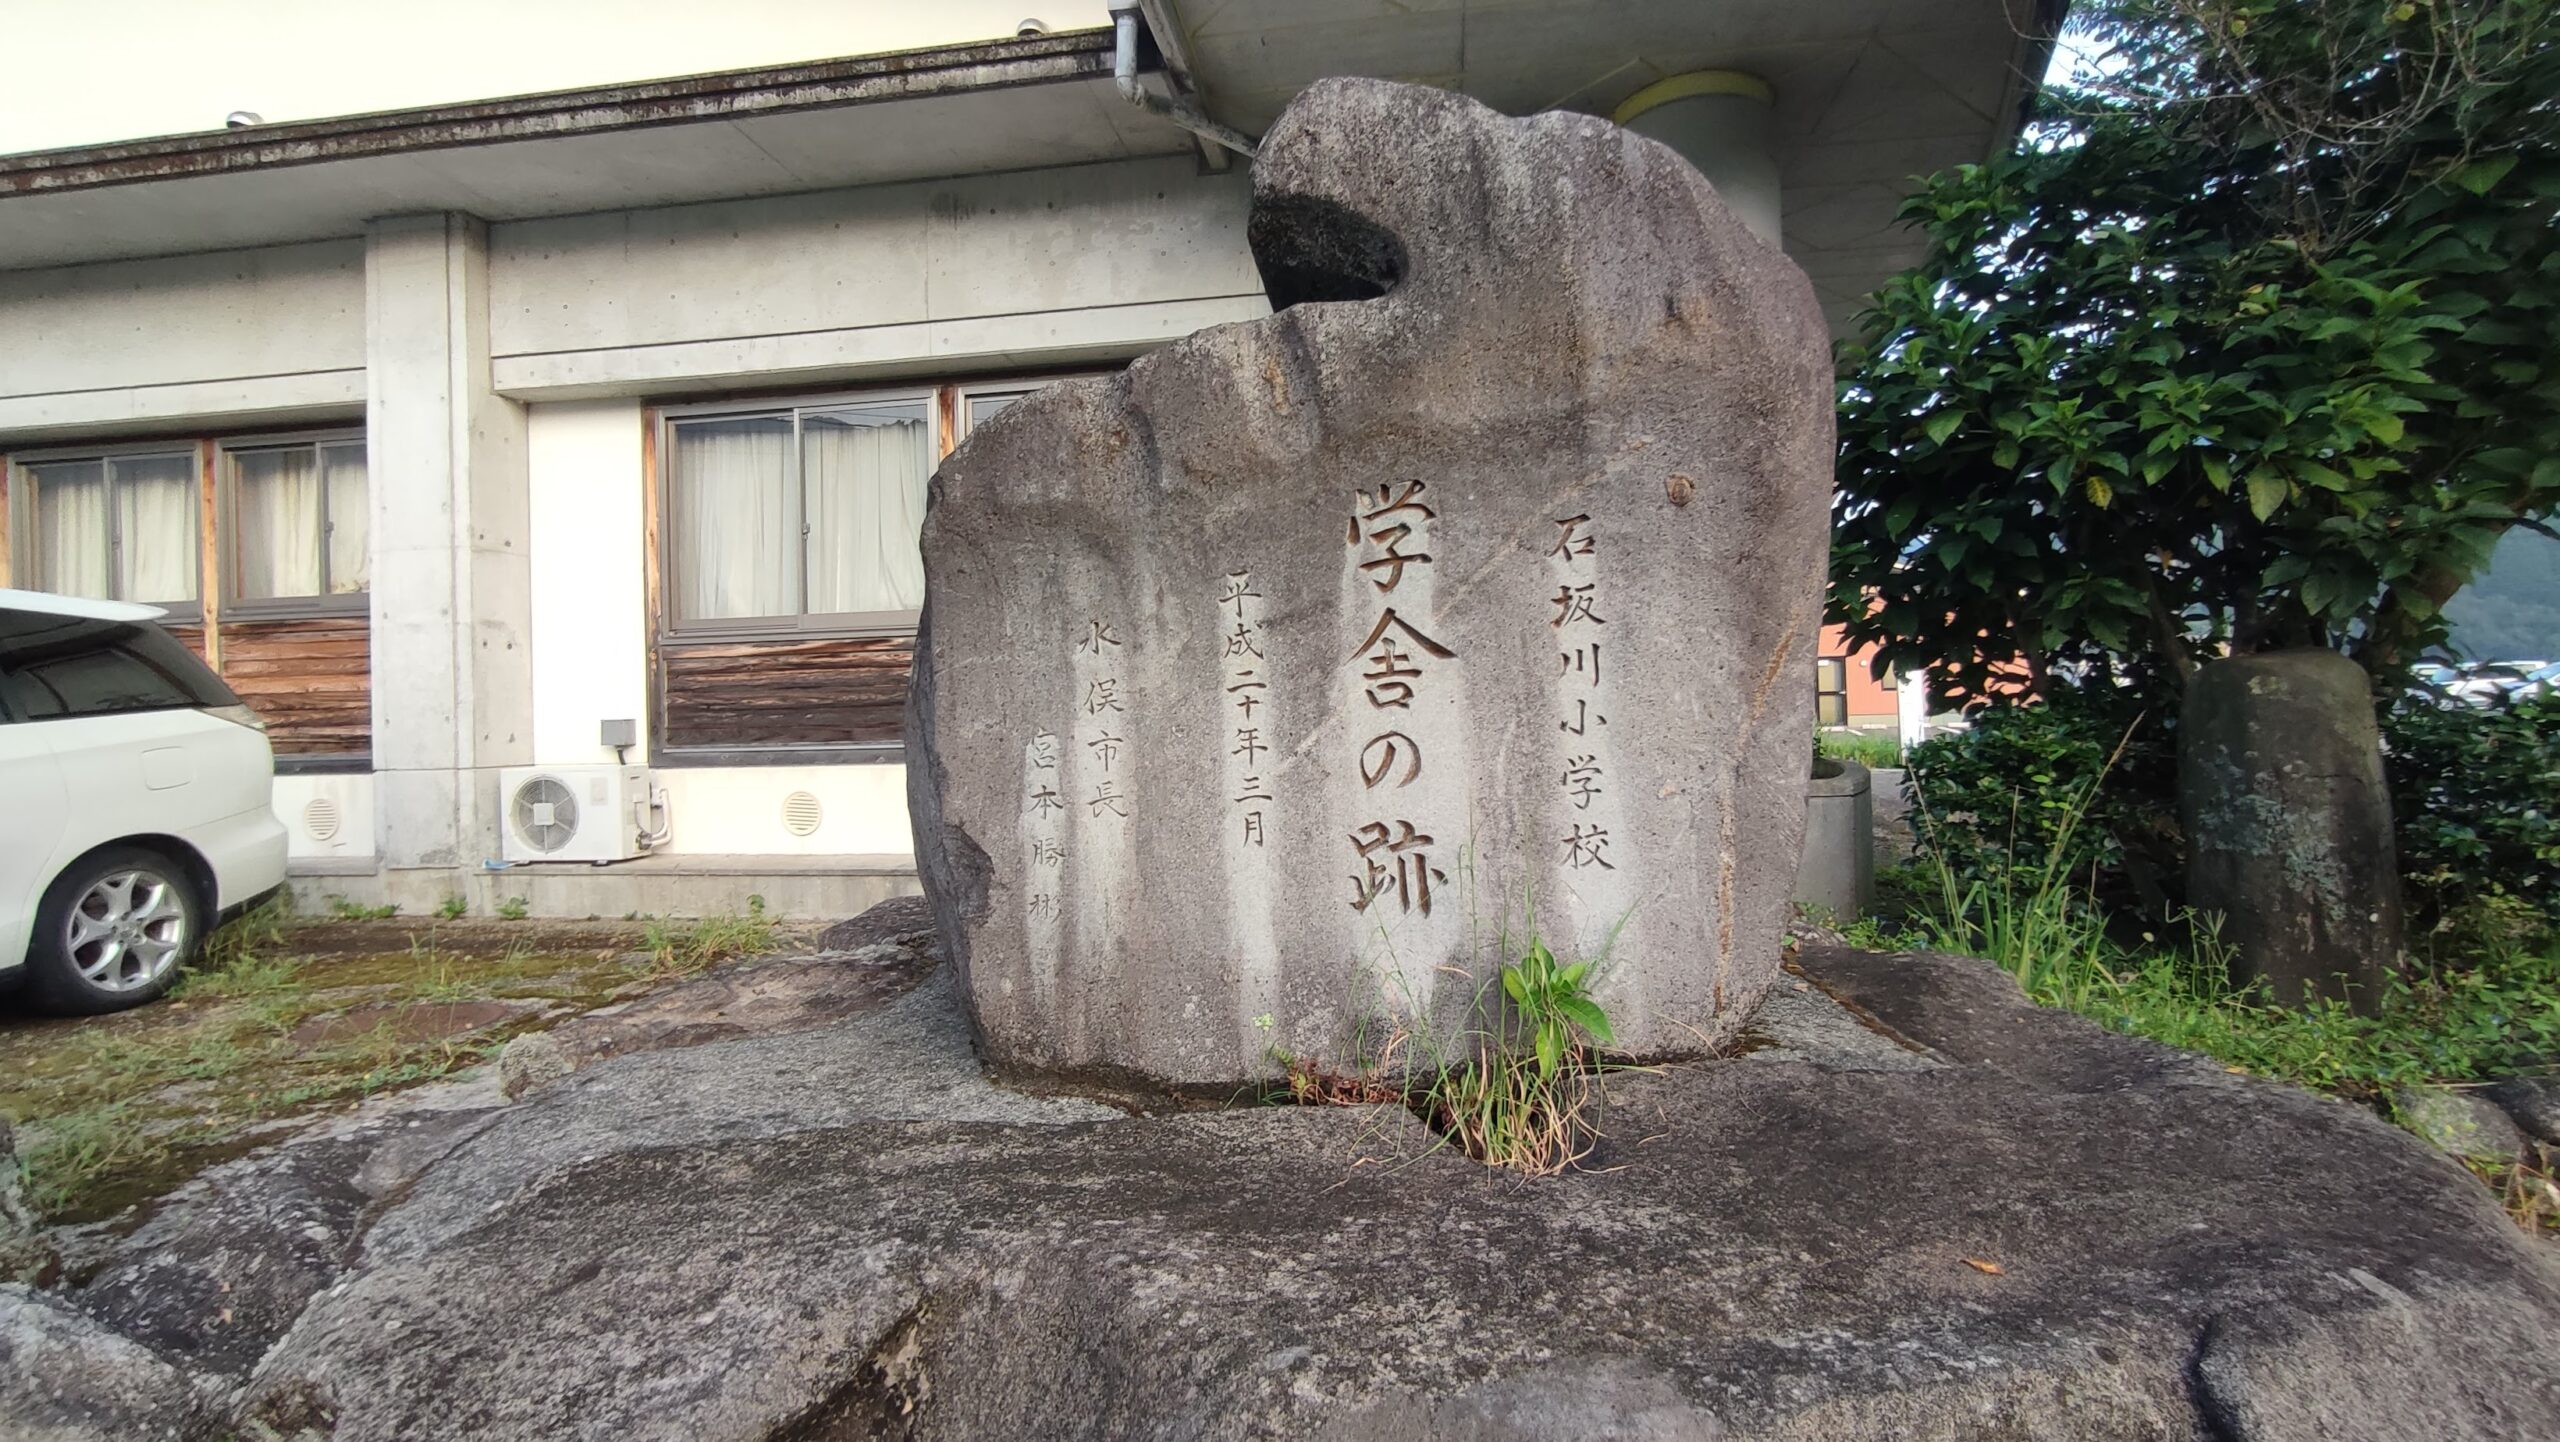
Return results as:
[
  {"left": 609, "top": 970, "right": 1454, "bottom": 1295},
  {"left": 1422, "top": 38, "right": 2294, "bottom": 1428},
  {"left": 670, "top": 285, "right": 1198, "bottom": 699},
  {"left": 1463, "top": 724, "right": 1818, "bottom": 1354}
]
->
[
  {"left": 1904, "top": 689, "right": 2180, "bottom": 916},
  {"left": 2385, "top": 690, "right": 2560, "bottom": 950},
  {"left": 1911, "top": 685, "right": 2559, "bottom": 953}
]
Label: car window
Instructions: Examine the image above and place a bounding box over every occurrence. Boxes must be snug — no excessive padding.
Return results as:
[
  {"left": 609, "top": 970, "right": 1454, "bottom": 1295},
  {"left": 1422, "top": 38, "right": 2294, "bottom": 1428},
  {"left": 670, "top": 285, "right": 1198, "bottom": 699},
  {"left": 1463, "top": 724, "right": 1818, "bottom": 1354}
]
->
[{"left": 0, "top": 607, "right": 241, "bottom": 722}]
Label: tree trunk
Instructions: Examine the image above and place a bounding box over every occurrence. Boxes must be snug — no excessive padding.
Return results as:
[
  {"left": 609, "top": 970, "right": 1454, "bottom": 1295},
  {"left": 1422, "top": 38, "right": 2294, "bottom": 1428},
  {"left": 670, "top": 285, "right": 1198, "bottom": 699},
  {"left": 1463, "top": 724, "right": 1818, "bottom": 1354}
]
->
[{"left": 2179, "top": 649, "right": 2405, "bottom": 1009}]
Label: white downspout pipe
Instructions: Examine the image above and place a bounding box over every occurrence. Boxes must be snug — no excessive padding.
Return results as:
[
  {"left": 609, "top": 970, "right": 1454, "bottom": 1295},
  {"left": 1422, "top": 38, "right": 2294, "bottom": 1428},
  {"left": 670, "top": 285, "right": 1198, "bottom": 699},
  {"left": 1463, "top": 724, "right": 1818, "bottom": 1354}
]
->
[{"left": 1109, "top": 0, "right": 1258, "bottom": 160}]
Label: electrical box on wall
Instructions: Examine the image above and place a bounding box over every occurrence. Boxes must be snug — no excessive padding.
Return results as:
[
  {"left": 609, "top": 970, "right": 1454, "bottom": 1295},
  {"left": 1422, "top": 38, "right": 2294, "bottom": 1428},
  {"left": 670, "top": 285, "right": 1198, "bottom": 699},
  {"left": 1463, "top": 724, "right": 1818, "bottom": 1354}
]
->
[{"left": 498, "top": 766, "right": 654, "bottom": 863}]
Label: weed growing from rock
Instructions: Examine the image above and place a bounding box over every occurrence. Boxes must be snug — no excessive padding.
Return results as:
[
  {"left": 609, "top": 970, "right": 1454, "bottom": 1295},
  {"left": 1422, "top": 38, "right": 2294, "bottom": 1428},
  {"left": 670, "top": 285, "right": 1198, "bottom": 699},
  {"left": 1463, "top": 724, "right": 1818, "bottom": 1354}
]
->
[
  {"left": 1417, "top": 940, "right": 1615, "bottom": 1176},
  {"left": 1262, "top": 932, "right": 1621, "bottom": 1179}
]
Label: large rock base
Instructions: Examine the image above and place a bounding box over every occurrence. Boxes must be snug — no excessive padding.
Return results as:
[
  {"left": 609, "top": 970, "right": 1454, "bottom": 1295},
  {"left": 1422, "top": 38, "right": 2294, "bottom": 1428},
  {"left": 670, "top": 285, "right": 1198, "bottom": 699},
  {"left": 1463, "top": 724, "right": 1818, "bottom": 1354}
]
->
[
  {"left": 7, "top": 911, "right": 2554, "bottom": 1440},
  {"left": 219, "top": 944, "right": 2560, "bottom": 1441}
]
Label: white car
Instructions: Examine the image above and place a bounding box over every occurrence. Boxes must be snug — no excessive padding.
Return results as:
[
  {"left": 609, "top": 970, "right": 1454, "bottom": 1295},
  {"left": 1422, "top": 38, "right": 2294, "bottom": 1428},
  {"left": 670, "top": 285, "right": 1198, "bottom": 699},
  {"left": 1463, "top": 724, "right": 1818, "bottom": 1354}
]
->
[
  {"left": 2448, "top": 659, "right": 2558, "bottom": 707},
  {"left": 0, "top": 590, "right": 287, "bottom": 1014}
]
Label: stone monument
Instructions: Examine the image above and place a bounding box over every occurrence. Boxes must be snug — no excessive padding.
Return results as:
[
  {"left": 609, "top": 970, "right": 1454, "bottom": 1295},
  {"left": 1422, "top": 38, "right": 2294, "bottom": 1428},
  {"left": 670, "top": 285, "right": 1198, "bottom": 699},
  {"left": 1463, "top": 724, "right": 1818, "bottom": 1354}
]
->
[
  {"left": 908, "top": 78, "right": 1833, "bottom": 1087},
  {"left": 2182, "top": 648, "right": 2407, "bottom": 1005}
]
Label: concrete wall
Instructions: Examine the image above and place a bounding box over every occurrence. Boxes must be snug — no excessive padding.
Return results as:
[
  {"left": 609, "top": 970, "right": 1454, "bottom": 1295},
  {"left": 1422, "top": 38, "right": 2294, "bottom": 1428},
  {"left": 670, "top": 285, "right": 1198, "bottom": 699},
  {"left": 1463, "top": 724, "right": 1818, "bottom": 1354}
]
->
[
  {"left": 272, "top": 773, "right": 380, "bottom": 863},
  {"left": 519, "top": 400, "right": 911, "bottom": 862},
  {"left": 526, "top": 400, "right": 652, "bottom": 764},
  {"left": 491, "top": 159, "right": 1273, "bottom": 879},
  {"left": 486, "top": 156, "right": 1264, "bottom": 398},
  {"left": 11, "top": 154, "right": 1276, "bottom": 915},
  {"left": 521, "top": 400, "right": 923, "bottom": 862},
  {"left": 0, "top": 241, "right": 366, "bottom": 440},
  {"left": 656, "top": 766, "right": 914, "bottom": 857}
]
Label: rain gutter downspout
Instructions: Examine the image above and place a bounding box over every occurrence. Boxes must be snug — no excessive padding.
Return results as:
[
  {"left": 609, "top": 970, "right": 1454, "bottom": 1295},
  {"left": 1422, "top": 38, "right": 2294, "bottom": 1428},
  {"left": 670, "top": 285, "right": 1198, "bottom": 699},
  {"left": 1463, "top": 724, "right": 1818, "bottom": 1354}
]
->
[{"left": 1108, "top": 0, "right": 1258, "bottom": 160}]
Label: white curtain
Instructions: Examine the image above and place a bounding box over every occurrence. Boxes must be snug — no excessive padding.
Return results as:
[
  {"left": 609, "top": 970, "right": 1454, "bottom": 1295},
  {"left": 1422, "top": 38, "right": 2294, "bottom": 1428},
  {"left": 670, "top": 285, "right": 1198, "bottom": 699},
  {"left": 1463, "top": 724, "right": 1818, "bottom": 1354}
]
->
[
  {"left": 233, "top": 447, "right": 322, "bottom": 599},
  {"left": 804, "top": 407, "right": 929, "bottom": 614},
  {"left": 673, "top": 416, "right": 795, "bottom": 621},
  {"left": 30, "top": 459, "right": 110, "bottom": 599},
  {"left": 322, "top": 442, "right": 369, "bottom": 595},
  {"left": 112, "top": 453, "right": 197, "bottom": 605}
]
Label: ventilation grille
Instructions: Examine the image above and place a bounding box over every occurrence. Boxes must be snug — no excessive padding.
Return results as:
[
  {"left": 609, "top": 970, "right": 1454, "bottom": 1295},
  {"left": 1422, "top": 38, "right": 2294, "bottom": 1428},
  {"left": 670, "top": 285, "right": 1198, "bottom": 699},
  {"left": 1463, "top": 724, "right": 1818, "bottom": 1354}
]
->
[
  {"left": 302, "top": 796, "right": 342, "bottom": 842},
  {"left": 510, "top": 775, "right": 581, "bottom": 854},
  {"left": 782, "top": 790, "right": 823, "bottom": 838}
]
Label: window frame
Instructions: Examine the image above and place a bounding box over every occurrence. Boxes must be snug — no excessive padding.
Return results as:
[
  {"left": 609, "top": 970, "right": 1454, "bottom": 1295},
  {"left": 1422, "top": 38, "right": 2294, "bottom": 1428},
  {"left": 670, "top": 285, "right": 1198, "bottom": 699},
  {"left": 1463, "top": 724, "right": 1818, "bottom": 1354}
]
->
[
  {"left": 1815, "top": 656, "right": 1850, "bottom": 728},
  {"left": 217, "top": 427, "right": 372, "bottom": 620},
  {"left": 648, "top": 370, "right": 1106, "bottom": 767},
  {"left": 655, "top": 387, "right": 942, "bottom": 644},
  {"left": 5, "top": 439, "right": 205, "bottom": 619},
  {"left": 955, "top": 380, "right": 1045, "bottom": 441}
]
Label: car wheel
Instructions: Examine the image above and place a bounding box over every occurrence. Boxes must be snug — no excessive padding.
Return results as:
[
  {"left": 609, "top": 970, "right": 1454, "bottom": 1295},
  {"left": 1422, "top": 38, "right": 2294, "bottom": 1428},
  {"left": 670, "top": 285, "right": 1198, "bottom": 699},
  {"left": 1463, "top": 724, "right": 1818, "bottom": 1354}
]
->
[{"left": 24, "top": 846, "right": 202, "bottom": 1016}]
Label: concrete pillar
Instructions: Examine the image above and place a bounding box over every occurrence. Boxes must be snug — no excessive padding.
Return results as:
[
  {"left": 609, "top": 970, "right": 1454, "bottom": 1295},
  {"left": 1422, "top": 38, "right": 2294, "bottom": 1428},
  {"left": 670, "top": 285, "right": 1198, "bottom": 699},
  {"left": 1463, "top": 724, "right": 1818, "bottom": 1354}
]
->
[
  {"left": 364, "top": 213, "right": 534, "bottom": 870},
  {"left": 1614, "top": 72, "right": 1782, "bottom": 247},
  {"left": 1897, "top": 667, "right": 1930, "bottom": 753},
  {"left": 1795, "top": 758, "right": 1876, "bottom": 923}
]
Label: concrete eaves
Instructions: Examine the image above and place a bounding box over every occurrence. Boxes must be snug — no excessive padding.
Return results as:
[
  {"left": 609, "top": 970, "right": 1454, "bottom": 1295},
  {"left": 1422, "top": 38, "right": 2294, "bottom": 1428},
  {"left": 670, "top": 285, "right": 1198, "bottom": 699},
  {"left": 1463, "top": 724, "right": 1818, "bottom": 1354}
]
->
[
  {"left": 0, "top": 29, "right": 1190, "bottom": 274},
  {"left": 0, "top": 3, "right": 2062, "bottom": 332}
]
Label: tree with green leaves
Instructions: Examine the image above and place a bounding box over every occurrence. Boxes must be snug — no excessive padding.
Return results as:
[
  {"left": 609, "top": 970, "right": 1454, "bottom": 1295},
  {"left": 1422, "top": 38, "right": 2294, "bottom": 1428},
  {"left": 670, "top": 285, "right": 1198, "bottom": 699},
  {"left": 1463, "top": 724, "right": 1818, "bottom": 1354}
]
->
[{"left": 1832, "top": 0, "right": 2559, "bottom": 999}]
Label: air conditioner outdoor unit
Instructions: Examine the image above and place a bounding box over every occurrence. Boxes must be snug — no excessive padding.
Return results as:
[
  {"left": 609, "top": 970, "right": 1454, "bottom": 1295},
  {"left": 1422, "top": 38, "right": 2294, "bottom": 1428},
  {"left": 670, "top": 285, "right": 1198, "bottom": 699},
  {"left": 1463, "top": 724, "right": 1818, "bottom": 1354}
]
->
[{"left": 498, "top": 765, "right": 654, "bottom": 864}]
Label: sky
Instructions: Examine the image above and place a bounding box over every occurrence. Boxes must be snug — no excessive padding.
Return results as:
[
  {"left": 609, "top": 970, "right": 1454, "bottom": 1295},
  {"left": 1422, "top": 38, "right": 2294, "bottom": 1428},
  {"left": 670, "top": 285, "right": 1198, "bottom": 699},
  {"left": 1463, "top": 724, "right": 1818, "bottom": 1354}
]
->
[{"left": 0, "top": 0, "right": 1111, "bottom": 154}]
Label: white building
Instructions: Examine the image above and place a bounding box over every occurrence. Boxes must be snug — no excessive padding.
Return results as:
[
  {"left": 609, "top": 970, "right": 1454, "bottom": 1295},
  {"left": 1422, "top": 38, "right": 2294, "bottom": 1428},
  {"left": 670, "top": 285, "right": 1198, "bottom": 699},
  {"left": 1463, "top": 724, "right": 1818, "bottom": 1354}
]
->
[{"left": 0, "top": 1, "right": 2055, "bottom": 918}]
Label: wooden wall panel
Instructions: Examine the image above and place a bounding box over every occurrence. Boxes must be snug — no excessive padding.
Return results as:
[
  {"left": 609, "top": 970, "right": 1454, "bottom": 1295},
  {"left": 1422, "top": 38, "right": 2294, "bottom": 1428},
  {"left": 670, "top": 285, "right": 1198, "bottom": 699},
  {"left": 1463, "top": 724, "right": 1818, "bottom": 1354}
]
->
[
  {"left": 661, "top": 635, "right": 911, "bottom": 751},
  {"left": 197, "top": 440, "right": 221, "bottom": 669},
  {"left": 220, "top": 615, "right": 371, "bottom": 756}
]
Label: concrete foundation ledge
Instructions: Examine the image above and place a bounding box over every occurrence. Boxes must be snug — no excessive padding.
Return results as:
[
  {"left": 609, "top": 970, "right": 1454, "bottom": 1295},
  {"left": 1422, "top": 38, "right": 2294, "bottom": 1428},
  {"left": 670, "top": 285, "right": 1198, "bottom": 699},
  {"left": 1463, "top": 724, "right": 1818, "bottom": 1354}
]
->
[{"left": 282, "top": 854, "right": 919, "bottom": 921}]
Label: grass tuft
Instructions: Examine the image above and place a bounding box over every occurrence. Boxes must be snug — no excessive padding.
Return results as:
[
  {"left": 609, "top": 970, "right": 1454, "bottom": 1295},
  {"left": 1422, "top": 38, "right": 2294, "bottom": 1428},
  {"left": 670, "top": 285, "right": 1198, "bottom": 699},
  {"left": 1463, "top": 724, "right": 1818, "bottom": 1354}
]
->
[
  {"left": 5, "top": 909, "right": 680, "bottom": 1222},
  {"left": 195, "top": 891, "right": 291, "bottom": 974},
  {"left": 324, "top": 895, "right": 399, "bottom": 921},
  {"left": 14, "top": 1104, "right": 170, "bottom": 1218},
  {"left": 634, "top": 895, "right": 780, "bottom": 978}
]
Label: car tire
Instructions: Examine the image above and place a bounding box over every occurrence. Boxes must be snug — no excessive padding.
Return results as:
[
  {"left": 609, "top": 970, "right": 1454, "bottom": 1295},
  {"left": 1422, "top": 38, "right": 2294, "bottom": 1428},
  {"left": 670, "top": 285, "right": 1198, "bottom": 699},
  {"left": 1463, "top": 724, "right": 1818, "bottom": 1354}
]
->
[{"left": 23, "top": 846, "right": 203, "bottom": 1016}]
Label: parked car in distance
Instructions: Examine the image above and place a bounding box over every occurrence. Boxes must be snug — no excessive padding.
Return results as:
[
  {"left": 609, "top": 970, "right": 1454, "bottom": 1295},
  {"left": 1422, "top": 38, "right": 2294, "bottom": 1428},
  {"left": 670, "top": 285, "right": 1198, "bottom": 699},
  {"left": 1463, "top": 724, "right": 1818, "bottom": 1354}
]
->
[
  {"left": 2445, "top": 659, "right": 2555, "bottom": 708},
  {"left": 2410, "top": 660, "right": 2460, "bottom": 689},
  {"left": 0, "top": 590, "right": 287, "bottom": 1014},
  {"left": 2510, "top": 659, "right": 2560, "bottom": 701}
]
